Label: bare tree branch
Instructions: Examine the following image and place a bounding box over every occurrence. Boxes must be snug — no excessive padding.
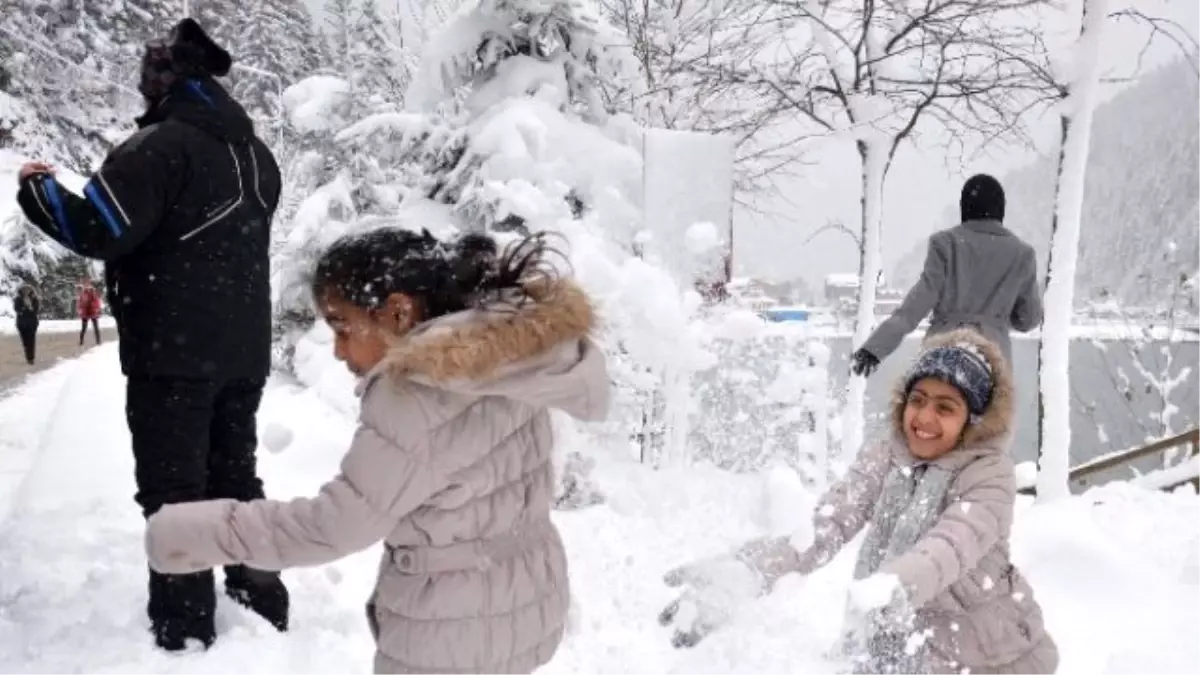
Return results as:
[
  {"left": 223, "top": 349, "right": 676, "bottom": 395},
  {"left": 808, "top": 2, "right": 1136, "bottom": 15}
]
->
[
  {"left": 801, "top": 218, "right": 862, "bottom": 249},
  {"left": 1108, "top": 8, "right": 1199, "bottom": 77}
]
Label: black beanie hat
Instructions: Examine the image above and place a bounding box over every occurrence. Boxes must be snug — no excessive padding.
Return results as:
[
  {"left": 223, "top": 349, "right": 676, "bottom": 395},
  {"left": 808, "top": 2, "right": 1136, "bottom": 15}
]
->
[
  {"left": 139, "top": 18, "right": 232, "bottom": 101},
  {"left": 960, "top": 174, "right": 1006, "bottom": 222}
]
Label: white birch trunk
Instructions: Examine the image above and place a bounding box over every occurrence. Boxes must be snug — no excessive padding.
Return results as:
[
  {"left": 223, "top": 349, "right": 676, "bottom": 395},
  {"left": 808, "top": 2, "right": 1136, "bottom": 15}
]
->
[
  {"left": 842, "top": 139, "right": 888, "bottom": 464},
  {"left": 1036, "top": 0, "right": 1109, "bottom": 501}
]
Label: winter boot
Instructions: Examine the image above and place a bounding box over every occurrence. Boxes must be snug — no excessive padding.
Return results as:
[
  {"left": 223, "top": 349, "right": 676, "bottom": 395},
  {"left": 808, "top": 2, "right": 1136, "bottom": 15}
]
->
[
  {"left": 148, "top": 569, "right": 216, "bottom": 651},
  {"left": 224, "top": 565, "right": 289, "bottom": 632}
]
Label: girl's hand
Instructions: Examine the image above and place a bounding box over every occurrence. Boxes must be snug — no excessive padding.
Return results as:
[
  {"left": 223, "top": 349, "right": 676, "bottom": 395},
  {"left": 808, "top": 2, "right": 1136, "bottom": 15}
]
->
[
  {"left": 847, "top": 573, "right": 905, "bottom": 615},
  {"left": 844, "top": 573, "right": 915, "bottom": 667},
  {"left": 145, "top": 500, "right": 239, "bottom": 574},
  {"left": 657, "top": 553, "right": 767, "bottom": 648}
]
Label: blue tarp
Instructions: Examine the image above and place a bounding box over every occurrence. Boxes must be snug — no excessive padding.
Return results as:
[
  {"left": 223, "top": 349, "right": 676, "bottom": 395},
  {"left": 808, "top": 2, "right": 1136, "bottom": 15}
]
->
[{"left": 761, "top": 308, "right": 811, "bottom": 323}]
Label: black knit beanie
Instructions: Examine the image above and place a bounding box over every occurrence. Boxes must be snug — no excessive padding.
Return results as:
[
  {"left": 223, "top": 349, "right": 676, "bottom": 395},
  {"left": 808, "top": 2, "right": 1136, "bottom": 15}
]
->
[
  {"left": 960, "top": 174, "right": 1006, "bottom": 222},
  {"left": 138, "top": 18, "right": 232, "bottom": 101}
]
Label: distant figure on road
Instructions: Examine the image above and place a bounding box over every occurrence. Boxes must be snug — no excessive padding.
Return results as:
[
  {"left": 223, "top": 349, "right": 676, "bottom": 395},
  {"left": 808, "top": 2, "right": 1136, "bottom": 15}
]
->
[
  {"left": 851, "top": 174, "right": 1043, "bottom": 377},
  {"left": 77, "top": 277, "right": 103, "bottom": 346},
  {"left": 13, "top": 283, "right": 40, "bottom": 365}
]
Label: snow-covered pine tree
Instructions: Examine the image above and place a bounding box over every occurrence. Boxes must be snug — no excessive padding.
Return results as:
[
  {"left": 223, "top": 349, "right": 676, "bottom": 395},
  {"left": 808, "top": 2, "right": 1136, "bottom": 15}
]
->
[
  {"left": 389, "top": 0, "right": 642, "bottom": 236},
  {"left": 228, "top": 0, "right": 328, "bottom": 152},
  {"left": 0, "top": 0, "right": 138, "bottom": 170},
  {"left": 274, "top": 0, "right": 658, "bottom": 499},
  {"left": 347, "top": 0, "right": 414, "bottom": 108},
  {"left": 323, "top": 0, "right": 355, "bottom": 73},
  {"left": 0, "top": 209, "right": 66, "bottom": 294}
]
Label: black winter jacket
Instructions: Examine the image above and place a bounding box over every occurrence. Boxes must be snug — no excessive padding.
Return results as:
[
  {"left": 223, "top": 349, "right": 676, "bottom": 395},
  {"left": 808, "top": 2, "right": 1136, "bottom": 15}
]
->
[
  {"left": 13, "top": 291, "right": 39, "bottom": 325},
  {"left": 16, "top": 77, "right": 278, "bottom": 379}
]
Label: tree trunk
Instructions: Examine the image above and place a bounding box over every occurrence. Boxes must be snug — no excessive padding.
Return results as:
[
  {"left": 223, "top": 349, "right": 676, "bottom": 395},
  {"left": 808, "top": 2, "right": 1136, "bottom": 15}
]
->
[
  {"left": 1036, "top": 112, "right": 1071, "bottom": 493},
  {"left": 1036, "top": 0, "right": 1108, "bottom": 501},
  {"left": 841, "top": 139, "right": 887, "bottom": 464}
]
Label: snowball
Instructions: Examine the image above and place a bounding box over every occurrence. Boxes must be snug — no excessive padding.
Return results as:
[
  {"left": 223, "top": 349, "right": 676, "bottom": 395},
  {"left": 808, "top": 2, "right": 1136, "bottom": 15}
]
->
[
  {"left": 261, "top": 423, "right": 294, "bottom": 454},
  {"left": 849, "top": 573, "right": 901, "bottom": 612},
  {"left": 685, "top": 221, "right": 721, "bottom": 256},
  {"left": 1014, "top": 461, "right": 1038, "bottom": 490}
]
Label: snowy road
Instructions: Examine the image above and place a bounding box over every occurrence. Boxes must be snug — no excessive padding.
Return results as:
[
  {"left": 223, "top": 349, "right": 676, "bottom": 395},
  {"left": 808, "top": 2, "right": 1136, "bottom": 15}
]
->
[
  {"left": 0, "top": 326, "right": 115, "bottom": 392},
  {"left": 0, "top": 347, "right": 1197, "bottom": 673}
]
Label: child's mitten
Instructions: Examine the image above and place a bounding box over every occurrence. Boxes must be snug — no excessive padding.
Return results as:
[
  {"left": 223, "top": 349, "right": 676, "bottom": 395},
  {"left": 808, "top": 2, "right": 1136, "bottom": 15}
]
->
[
  {"left": 844, "top": 574, "right": 919, "bottom": 673},
  {"left": 657, "top": 553, "right": 766, "bottom": 648}
]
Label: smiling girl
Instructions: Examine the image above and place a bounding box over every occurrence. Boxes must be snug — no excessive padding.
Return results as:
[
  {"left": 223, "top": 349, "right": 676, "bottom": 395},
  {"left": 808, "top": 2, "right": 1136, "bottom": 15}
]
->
[
  {"left": 660, "top": 329, "right": 1058, "bottom": 674},
  {"left": 144, "top": 228, "right": 610, "bottom": 672}
]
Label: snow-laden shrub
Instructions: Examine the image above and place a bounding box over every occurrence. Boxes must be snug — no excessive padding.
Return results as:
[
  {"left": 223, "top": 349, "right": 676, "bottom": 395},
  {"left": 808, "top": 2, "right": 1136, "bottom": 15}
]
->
[{"left": 686, "top": 308, "right": 834, "bottom": 486}]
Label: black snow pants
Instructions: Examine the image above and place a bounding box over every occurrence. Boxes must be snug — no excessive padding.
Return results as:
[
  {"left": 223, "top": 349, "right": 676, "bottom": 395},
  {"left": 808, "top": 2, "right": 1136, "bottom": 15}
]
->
[
  {"left": 80, "top": 317, "right": 101, "bottom": 345},
  {"left": 126, "top": 375, "right": 284, "bottom": 649},
  {"left": 16, "top": 318, "right": 38, "bottom": 364}
]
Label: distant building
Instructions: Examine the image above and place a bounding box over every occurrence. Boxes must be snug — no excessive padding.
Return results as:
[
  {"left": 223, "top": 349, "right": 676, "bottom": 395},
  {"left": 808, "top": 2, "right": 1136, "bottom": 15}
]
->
[
  {"left": 824, "top": 273, "right": 860, "bottom": 306},
  {"left": 824, "top": 273, "right": 905, "bottom": 316}
]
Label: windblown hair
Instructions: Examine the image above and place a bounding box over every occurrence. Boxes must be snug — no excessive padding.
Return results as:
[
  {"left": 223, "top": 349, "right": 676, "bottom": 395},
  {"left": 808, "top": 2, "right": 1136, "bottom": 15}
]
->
[{"left": 311, "top": 229, "right": 567, "bottom": 321}]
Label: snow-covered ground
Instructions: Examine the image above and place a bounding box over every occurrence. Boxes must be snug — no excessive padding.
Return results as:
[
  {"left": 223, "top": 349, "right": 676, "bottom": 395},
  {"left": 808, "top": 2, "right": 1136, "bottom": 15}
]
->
[{"left": 0, "top": 347, "right": 1197, "bottom": 673}]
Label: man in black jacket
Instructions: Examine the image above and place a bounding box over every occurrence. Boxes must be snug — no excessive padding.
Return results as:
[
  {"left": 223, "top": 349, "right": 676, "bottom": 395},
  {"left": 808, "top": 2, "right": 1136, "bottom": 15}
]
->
[{"left": 14, "top": 19, "right": 289, "bottom": 651}]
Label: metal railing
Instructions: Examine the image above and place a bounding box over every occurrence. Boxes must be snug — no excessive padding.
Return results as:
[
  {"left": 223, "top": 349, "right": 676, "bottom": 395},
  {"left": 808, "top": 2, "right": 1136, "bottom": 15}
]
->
[{"left": 1018, "top": 427, "right": 1200, "bottom": 496}]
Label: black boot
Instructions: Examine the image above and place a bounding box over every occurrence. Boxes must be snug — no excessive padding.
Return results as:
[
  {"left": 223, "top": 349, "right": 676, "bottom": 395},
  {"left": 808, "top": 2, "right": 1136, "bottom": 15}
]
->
[
  {"left": 224, "top": 565, "right": 289, "bottom": 632},
  {"left": 148, "top": 569, "right": 216, "bottom": 651}
]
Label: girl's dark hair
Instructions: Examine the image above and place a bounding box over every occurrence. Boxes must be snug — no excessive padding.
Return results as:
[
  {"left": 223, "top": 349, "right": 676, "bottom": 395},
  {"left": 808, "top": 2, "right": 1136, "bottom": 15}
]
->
[{"left": 311, "top": 229, "right": 565, "bottom": 319}]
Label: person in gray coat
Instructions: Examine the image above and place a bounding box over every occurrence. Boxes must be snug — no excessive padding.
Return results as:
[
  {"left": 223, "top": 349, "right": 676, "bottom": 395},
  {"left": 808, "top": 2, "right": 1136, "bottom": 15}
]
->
[{"left": 851, "top": 174, "right": 1042, "bottom": 377}]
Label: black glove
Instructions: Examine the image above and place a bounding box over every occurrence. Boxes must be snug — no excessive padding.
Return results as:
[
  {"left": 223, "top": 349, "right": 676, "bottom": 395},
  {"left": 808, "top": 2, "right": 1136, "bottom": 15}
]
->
[{"left": 850, "top": 349, "right": 879, "bottom": 378}]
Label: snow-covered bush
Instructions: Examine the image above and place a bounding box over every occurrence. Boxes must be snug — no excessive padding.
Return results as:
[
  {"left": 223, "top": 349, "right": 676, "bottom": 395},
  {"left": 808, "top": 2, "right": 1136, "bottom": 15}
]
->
[{"left": 687, "top": 308, "right": 833, "bottom": 486}]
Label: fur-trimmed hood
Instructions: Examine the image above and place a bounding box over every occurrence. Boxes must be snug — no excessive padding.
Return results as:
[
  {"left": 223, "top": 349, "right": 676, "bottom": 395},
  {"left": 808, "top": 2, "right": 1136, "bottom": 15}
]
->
[
  {"left": 890, "top": 328, "right": 1014, "bottom": 458},
  {"left": 368, "top": 278, "right": 609, "bottom": 421}
]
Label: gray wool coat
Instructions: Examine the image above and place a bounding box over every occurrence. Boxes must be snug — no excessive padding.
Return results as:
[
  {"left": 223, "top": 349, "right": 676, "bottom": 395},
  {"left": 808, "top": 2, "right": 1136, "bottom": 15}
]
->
[{"left": 863, "top": 220, "right": 1043, "bottom": 363}]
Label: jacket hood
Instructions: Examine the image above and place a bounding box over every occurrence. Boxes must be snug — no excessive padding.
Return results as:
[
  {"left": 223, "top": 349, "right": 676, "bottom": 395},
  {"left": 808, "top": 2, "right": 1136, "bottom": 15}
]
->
[
  {"left": 375, "top": 278, "right": 609, "bottom": 421},
  {"left": 890, "top": 328, "right": 1014, "bottom": 457},
  {"left": 137, "top": 76, "right": 255, "bottom": 142}
]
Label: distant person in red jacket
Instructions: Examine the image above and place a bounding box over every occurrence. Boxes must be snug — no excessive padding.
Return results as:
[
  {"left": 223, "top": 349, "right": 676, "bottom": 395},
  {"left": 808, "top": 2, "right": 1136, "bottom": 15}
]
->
[{"left": 78, "top": 277, "right": 103, "bottom": 346}]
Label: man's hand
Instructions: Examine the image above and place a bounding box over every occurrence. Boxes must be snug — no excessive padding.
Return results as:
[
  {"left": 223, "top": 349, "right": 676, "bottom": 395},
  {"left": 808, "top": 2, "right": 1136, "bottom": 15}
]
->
[
  {"left": 18, "top": 161, "right": 55, "bottom": 181},
  {"left": 850, "top": 348, "right": 880, "bottom": 378}
]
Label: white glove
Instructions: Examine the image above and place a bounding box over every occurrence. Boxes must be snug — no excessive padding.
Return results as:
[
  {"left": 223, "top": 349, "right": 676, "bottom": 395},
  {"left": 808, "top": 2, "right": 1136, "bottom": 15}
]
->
[
  {"left": 847, "top": 573, "right": 906, "bottom": 617},
  {"left": 843, "top": 574, "right": 917, "bottom": 673},
  {"left": 658, "top": 553, "right": 766, "bottom": 648}
]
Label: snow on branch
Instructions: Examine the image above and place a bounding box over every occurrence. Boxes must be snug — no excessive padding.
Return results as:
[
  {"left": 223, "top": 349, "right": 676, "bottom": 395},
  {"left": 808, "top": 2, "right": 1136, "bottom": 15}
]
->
[{"left": 593, "top": 0, "right": 814, "bottom": 196}]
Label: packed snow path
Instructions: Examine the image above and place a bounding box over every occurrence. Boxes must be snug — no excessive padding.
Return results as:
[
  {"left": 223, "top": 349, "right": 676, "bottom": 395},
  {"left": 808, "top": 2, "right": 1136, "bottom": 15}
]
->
[
  {"left": 0, "top": 347, "right": 1197, "bottom": 673},
  {"left": 0, "top": 320, "right": 117, "bottom": 392}
]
